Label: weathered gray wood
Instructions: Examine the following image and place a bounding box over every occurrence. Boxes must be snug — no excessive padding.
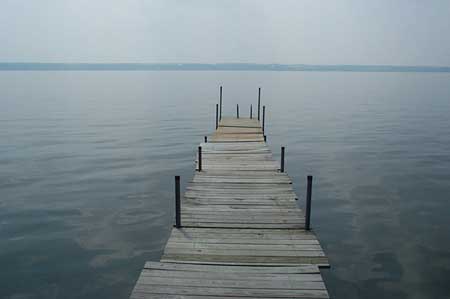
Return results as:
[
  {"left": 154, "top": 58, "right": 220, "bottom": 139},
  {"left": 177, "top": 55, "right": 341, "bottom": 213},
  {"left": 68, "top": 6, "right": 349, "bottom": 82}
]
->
[
  {"left": 136, "top": 275, "right": 326, "bottom": 289},
  {"left": 132, "top": 295, "right": 325, "bottom": 299},
  {"left": 164, "top": 242, "right": 322, "bottom": 250},
  {"left": 167, "top": 239, "right": 320, "bottom": 246},
  {"left": 144, "top": 261, "right": 321, "bottom": 273},
  {"left": 179, "top": 223, "right": 305, "bottom": 229},
  {"left": 163, "top": 247, "right": 325, "bottom": 256},
  {"left": 160, "top": 257, "right": 329, "bottom": 268},
  {"left": 183, "top": 202, "right": 298, "bottom": 207},
  {"left": 168, "top": 237, "right": 316, "bottom": 243},
  {"left": 180, "top": 216, "right": 303, "bottom": 221},
  {"left": 131, "top": 286, "right": 329, "bottom": 298},
  {"left": 179, "top": 219, "right": 305, "bottom": 224},
  {"left": 130, "top": 117, "right": 329, "bottom": 299},
  {"left": 169, "top": 228, "right": 315, "bottom": 236},
  {"left": 184, "top": 196, "right": 296, "bottom": 200},
  {"left": 180, "top": 207, "right": 299, "bottom": 212},
  {"left": 141, "top": 270, "right": 324, "bottom": 282},
  {"left": 160, "top": 255, "right": 329, "bottom": 265},
  {"left": 180, "top": 212, "right": 303, "bottom": 218},
  {"left": 170, "top": 228, "right": 313, "bottom": 235},
  {"left": 218, "top": 117, "right": 262, "bottom": 128},
  {"left": 181, "top": 214, "right": 302, "bottom": 219}
]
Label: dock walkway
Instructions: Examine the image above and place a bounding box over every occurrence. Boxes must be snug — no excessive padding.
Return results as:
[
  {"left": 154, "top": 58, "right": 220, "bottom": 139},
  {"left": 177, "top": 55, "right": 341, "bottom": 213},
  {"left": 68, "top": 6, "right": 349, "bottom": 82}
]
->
[{"left": 130, "top": 117, "right": 330, "bottom": 298}]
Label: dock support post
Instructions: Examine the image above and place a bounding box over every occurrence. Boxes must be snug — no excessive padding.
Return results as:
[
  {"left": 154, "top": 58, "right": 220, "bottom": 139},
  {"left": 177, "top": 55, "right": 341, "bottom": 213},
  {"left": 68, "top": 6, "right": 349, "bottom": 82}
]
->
[
  {"left": 250, "top": 104, "right": 253, "bottom": 119},
  {"left": 237, "top": 104, "right": 239, "bottom": 118},
  {"left": 204, "top": 136, "right": 207, "bottom": 143},
  {"left": 219, "top": 86, "right": 222, "bottom": 120},
  {"left": 175, "top": 176, "right": 181, "bottom": 228},
  {"left": 215, "top": 104, "right": 219, "bottom": 129},
  {"left": 198, "top": 146, "right": 202, "bottom": 171},
  {"left": 305, "top": 175, "right": 313, "bottom": 230},
  {"left": 281, "top": 146, "right": 285, "bottom": 173},
  {"left": 257, "top": 87, "right": 261, "bottom": 120},
  {"left": 262, "top": 105, "right": 266, "bottom": 134}
]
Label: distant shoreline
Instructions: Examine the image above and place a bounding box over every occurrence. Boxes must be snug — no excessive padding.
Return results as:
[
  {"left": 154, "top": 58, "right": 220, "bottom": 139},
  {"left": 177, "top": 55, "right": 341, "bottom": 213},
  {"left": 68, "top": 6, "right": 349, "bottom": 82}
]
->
[{"left": 1, "top": 63, "right": 450, "bottom": 73}]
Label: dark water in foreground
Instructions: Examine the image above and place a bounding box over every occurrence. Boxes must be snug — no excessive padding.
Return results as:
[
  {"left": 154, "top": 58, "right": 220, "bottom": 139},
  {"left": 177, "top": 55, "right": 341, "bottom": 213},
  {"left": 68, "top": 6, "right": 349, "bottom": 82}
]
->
[{"left": 1, "top": 71, "right": 450, "bottom": 299}]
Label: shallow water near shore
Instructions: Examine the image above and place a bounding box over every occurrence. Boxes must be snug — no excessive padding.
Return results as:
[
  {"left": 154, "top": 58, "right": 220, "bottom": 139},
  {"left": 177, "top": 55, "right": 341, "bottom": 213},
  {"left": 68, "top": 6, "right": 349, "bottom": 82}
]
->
[{"left": 1, "top": 71, "right": 450, "bottom": 299}]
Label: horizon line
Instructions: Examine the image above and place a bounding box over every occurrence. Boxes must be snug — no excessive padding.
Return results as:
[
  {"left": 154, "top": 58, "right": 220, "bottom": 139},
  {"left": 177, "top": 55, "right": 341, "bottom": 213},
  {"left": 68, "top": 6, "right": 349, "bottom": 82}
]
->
[{"left": 1, "top": 62, "right": 450, "bottom": 72}]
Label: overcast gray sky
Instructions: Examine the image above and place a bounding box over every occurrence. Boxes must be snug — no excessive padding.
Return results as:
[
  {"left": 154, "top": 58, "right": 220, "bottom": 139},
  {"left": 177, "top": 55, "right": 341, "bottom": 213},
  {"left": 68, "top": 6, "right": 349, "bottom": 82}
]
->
[{"left": 1, "top": 0, "right": 450, "bottom": 65}]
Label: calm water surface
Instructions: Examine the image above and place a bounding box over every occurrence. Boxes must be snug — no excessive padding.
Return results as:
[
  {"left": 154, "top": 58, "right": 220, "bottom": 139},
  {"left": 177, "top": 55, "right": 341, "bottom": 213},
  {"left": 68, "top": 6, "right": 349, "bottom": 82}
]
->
[{"left": 1, "top": 71, "right": 450, "bottom": 299}]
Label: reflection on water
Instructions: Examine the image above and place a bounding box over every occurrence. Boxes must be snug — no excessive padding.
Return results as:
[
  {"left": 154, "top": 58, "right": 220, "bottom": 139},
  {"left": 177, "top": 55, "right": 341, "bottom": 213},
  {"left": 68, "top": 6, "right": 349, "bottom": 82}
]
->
[{"left": 1, "top": 71, "right": 450, "bottom": 298}]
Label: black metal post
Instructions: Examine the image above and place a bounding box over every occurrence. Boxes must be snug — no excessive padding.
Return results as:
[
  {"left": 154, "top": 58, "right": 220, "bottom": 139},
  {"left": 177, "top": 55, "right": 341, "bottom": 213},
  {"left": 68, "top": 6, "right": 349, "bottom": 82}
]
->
[
  {"left": 204, "top": 136, "right": 207, "bottom": 143},
  {"left": 250, "top": 104, "right": 253, "bottom": 119},
  {"left": 175, "top": 176, "right": 181, "bottom": 228},
  {"left": 219, "top": 86, "right": 222, "bottom": 120},
  {"left": 257, "top": 87, "right": 261, "bottom": 120},
  {"left": 198, "top": 146, "right": 202, "bottom": 171},
  {"left": 281, "top": 146, "right": 285, "bottom": 173},
  {"left": 237, "top": 104, "right": 239, "bottom": 118},
  {"left": 305, "top": 175, "right": 313, "bottom": 230},
  {"left": 215, "top": 104, "right": 219, "bottom": 129},
  {"left": 264, "top": 135, "right": 267, "bottom": 142},
  {"left": 262, "top": 105, "right": 266, "bottom": 134}
]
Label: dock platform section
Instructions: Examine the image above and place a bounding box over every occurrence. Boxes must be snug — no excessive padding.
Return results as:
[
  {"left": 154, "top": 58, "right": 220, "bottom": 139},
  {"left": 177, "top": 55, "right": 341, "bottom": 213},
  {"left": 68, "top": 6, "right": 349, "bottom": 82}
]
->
[{"left": 130, "top": 117, "right": 329, "bottom": 299}]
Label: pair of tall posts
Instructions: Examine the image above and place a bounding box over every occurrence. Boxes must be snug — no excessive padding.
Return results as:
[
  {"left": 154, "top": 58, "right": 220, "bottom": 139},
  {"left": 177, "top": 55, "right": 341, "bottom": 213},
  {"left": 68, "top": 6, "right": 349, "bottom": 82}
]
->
[{"left": 215, "top": 87, "right": 265, "bottom": 136}]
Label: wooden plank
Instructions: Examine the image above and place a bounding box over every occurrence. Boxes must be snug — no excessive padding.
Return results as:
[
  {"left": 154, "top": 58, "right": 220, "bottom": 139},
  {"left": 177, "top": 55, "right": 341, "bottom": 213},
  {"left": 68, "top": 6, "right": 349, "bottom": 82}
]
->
[
  {"left": 131, "top": 286, "right": 329, "bottom": 298},
  {"left": 192, "top": 178, "right": 291, "bottom": 184},
  {"left": 172, "top": 227, "right": 315, "bottom": 238},
  {"left": 182, "top": 199, "right": 298, "bottom": 204},
  {"left": 186, "top": 185, "right": 293, "bottom": 190},
  {"left": 161, "top": 255, "right": 329, "bottom": 265},
  {"left": 164, "top": 242, "right": 322, "bottom": 250},
  {"left": 169, "top": 230, "right": 308, "bottom": 236},
  {"left": 179, "top": 223, "right": 305, "bottom": 229},
  {"left": 169, "top": 227, "right": 312, "bottom": 234},
  {"left": 179, "top": 207, "right": 302, "bottom": 213},
  {"left": 179, "top": 207, "right": 301, "bottom": 215},
  {"left": 168, "top": 234, "right": 316, "bottom": 241},
  {"left": 167, "top": 239, "right": 320, "bottom": 245},
  {"left": 141, "top": 270, "right": 324, "bottom": 282},
  {"left": 166, "top": 238, "right": 316, "bottom": 245},
  {"left": 185, "top": 189, "right": 295, "bottom": 193},
  {"left": 180, "top": 214, "right": 304, "bottom": 219},
  {"left": 158, "top": 259, "right": 329, "bottom": 267},
  {"left": 136, "top": 275, "right": 326, "bottom": 289},
  {"left": 132, "top": 296, "right": 324, "bottom": 299},
  {"left": 163, "top": 247, "right": 325, "bottom": 257},
  {"left": 179, "top": 218, "right": 305, "bottom": 224},
  {"left": 216, "top": 127, "right": 263, "bottom": 134},
  {"left": 180, "top": 217, "right": 303, "bottom": 222},
  {"left": 182, "top": 203, "right": 298, "bottom": 208},
  {"left": 218, "top": 117, "right": 262, "bottom": 128},
  {"left": 180, "top": 212, "right": 303, "bottom": 217},
  {"left": 144, "top": 262, "right": 321, "bottom": 273},
  {"left": 183, "top": 195, "right": 297, "bottom": 200}
]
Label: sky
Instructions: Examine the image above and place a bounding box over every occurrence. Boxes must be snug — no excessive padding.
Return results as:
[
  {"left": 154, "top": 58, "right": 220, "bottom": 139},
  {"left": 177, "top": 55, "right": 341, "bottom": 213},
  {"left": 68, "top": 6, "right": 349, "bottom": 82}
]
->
[{"left": 1, "top": 0, "right": 450, "bottom": 66}]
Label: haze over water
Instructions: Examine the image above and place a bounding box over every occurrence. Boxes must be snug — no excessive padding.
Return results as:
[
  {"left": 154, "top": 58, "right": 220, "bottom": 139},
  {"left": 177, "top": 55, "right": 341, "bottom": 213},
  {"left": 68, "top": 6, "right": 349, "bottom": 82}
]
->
[{"left": 1, "top": 71, "right": 450, "bottom": 299}]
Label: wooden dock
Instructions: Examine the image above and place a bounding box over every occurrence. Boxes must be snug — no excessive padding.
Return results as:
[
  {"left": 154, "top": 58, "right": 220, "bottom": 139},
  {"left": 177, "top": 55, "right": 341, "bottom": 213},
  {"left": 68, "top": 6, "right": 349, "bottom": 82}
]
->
[{"left": 130, "top": 116, "right": 330, "bottom": 298}]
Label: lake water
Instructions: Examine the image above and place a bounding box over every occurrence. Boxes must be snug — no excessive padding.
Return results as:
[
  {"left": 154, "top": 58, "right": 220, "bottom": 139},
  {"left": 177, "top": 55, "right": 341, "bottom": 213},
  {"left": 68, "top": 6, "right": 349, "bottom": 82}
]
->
[{"left": 1, "top": 71, "right": 450, "bottom": 299}]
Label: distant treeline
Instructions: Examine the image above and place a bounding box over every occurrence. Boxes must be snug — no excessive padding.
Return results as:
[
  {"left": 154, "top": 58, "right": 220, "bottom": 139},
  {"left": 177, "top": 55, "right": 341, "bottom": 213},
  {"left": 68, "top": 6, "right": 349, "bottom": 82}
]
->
[{"left": 1, "top": 63, "right": 450, "bottom": 72}]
